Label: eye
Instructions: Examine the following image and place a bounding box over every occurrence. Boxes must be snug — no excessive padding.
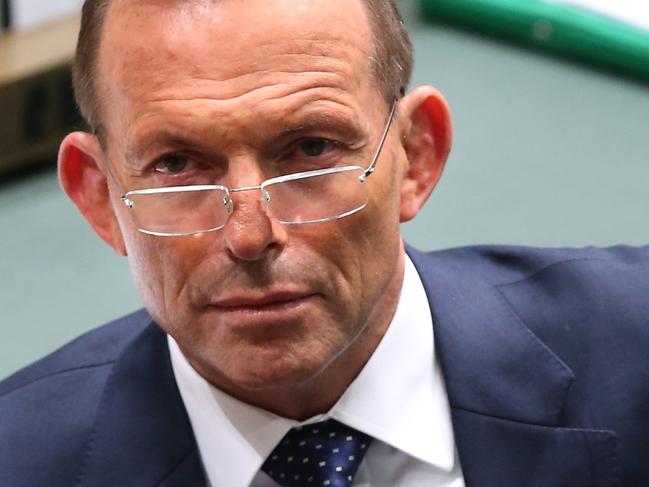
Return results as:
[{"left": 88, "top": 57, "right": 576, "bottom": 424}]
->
[
  {"left": 153, "top": 154, "right": 192, "bottom": 174},
  {"left": 298, "top": 139, "right": 333, "bottom": 157}
]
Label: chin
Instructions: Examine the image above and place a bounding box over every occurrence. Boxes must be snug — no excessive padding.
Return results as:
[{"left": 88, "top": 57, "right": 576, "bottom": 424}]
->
[{"left": 221, "top": 343, "right": 334, "bottom": 392}]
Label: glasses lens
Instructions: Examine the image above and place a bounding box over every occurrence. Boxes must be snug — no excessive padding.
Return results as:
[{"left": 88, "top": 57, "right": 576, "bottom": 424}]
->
[
  {"left": 127, "top": 187, "right": 230, "bottom": 236},
  {"left": 263, "top": 167, "right": 368, "bottom": 224}
]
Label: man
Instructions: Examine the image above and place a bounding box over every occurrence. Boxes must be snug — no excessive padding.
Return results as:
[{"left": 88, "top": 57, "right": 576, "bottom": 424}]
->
[{"left": 1, "top": 0, "right": 648, "bottom": 486}]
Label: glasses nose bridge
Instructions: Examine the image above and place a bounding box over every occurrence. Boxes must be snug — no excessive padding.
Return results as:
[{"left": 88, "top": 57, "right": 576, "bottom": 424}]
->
[
  {"left": 225, "top": 183, "right": 271, "bottom": 221},
  {"left": 228, "top": 183, "right": 270, "bottom": 203},
  {"left": 229, "top": 183, "right": 263, "bottom": 195}
]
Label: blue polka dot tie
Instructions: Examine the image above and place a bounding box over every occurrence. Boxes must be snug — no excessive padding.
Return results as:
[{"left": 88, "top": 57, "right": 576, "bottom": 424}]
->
[{"left": 261, "top": 419, "right": 372, "bottom": 486}]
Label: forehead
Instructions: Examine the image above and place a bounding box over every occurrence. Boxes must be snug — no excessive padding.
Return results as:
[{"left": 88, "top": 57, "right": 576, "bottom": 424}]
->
[{"left": 97, "top": 0, "right": 376, "bottom": 124}]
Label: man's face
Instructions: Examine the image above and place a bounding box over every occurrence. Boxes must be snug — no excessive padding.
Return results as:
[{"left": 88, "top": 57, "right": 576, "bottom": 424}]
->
[{"left": 97, "top": 0, "right": 408, "bottom": 395}]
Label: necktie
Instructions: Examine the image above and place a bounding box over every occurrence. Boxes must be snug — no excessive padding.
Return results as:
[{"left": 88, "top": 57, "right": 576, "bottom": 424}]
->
[{"left": 261, "top": 418, "right": 372, "bottom": 487}]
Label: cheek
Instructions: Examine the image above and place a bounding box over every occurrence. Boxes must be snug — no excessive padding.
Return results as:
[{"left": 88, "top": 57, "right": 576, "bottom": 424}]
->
[
  {"left": 304, "top": 201, "right": 400, "bottom": 326},
  {"left": 354, "top": 177, "right": 403, "bottom": 290},
  {"left": 123, "top": 230, "right": 204, "bottom": 327},
  {"left": 126, "top": 238, "right": 166, "bottom": 313},
  {"left": 361, "top": 168, "right": 403, "bottom": 249}
]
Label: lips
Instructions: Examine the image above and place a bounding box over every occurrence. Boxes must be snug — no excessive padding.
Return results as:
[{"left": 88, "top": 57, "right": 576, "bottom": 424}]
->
[{"left": 210, "top": 291, "right": 316, "bottom": 313}]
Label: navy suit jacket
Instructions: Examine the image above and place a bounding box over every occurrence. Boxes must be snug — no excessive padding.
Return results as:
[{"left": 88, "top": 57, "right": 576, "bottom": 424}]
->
[{"left": 2, "top": 245, "right": 649, "bottom": 486}]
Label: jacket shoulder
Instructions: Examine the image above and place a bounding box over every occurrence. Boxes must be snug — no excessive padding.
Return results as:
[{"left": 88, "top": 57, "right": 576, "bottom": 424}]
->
[
  {"left": 410, "top": 243, "right": 649, "bottom": 284},
  {"left": 411, "top": 243, "right": 649, "bottom": 346},
  {"left": 0, "top": 308, "right": 151, "bottom": 396},
  {"left": 0, "top": 309, "right": 153, "bottom": 487}
]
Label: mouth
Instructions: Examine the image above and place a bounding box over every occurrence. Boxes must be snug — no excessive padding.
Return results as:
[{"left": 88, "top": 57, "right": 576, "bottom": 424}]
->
[{"left": 208, "top": 291, "right": 318, "bottom": 322}]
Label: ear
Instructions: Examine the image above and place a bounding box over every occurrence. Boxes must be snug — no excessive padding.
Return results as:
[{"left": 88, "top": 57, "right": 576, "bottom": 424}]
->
[
  {"left": 58, "top": 132, "right": 127, "bottom": 255},
  {"left": 397, "top": 86, "right": 452, "bottom": 222}
]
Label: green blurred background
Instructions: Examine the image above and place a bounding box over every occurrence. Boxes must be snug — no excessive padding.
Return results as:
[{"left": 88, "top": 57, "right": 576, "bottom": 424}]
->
[{"left": 1, "top": 0, "right": 648, "bottom": 379}]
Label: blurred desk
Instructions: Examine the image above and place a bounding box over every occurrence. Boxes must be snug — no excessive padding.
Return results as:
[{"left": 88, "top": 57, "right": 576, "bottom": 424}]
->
[{"left": 0, "top": 15, "right": 81, "bottom": 176}]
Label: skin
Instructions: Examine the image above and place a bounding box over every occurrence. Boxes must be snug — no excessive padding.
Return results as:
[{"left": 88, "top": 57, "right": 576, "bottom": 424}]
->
[{"left": 58, "top": 0, "right": 452, "bottom": 420}]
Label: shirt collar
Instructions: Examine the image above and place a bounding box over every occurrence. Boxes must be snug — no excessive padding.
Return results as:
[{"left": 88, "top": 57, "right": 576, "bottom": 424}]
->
[{"left": 169, "top": 253, "right": 457, "bottom": 487}]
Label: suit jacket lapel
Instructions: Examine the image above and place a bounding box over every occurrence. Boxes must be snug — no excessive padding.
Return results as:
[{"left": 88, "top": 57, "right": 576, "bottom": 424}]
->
[
  {"left": 408, "top": 247, "right": 619, "bottom": 487},
  {"left": 76, "top": 323, "right": 207, "bottom": 487}
]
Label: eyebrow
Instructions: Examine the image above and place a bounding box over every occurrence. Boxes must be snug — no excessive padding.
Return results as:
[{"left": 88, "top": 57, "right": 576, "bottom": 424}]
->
[
  {"left": 125, "top": 132, "right": 192, "bottom": 166},
  {"left": 267, "top": 110, "right": 368, "bottom": 148}
]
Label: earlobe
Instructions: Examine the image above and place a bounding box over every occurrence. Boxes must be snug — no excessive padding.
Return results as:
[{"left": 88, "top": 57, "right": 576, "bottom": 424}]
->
[
  {"left": 58, "top": 132, "right": 128, "bottom": 255},
  {"left": 397, "top": 86, "right": 452, "bottom": 223}
]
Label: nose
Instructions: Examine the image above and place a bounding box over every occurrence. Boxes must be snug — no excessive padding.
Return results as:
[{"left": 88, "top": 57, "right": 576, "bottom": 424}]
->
[{"left": 222, "top": 188, "right": 288, "bottom": 262}]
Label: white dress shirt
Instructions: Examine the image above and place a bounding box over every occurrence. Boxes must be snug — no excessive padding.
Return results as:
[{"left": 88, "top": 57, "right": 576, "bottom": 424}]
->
[{"left": 169, "top": 255, "right": 465, "bottom": 487}]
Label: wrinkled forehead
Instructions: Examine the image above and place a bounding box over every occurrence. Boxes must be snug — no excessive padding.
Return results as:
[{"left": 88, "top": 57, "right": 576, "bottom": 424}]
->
[{"left": 97, "top": 0, "right": 375, "bottom": 104}]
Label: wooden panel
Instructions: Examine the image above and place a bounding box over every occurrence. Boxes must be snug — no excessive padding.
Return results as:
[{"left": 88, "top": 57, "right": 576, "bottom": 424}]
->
[
  {"left": 0, "top": 15, "right": 82, "bottom": 174},
  {"left": 0, "top": 15, "right": 79, "bottom": 86}
]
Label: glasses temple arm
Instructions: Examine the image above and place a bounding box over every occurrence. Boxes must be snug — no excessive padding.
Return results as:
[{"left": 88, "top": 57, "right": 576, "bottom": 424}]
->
[{"left": 362, "top": 98, "right": 399, "bottom": 179}]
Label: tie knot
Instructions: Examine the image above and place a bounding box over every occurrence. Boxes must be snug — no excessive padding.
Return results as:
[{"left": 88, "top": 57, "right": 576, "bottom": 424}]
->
[{"left": 261, "top": 419, "right": 372, "bottom": 487}]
